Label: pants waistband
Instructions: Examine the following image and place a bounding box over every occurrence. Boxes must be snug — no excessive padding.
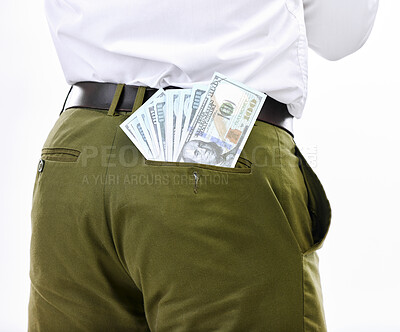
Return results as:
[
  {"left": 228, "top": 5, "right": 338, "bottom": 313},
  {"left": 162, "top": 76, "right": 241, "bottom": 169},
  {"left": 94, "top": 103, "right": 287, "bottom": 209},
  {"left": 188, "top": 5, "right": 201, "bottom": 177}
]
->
[{"left": 62, "top": 81, "right": 294, "bottom": 136}]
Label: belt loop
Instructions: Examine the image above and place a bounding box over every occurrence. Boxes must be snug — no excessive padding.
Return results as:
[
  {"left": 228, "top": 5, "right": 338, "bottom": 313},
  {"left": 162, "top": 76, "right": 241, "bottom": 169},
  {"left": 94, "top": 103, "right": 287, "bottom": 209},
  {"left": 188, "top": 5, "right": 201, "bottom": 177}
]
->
[
  {"left": 131, "top": 86, "right": 146, "bottom": 114},
  {"left": 108, "top": 84, "right": 125, "bottom": 116}
]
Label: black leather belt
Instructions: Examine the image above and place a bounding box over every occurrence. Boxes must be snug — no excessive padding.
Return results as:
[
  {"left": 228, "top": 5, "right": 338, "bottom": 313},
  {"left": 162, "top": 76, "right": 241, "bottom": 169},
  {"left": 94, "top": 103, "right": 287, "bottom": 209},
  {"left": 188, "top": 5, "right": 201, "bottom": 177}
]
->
[{"left": 63, "top": 82, "right": 294, "bottom": 136}]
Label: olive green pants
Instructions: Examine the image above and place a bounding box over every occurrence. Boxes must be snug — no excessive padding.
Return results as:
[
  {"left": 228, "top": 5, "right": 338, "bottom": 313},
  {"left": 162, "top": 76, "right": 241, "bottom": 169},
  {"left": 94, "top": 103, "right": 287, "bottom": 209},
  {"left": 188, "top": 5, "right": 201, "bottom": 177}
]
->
[{"left": 29, "top": 105, "right": 331, "bottom": 331}]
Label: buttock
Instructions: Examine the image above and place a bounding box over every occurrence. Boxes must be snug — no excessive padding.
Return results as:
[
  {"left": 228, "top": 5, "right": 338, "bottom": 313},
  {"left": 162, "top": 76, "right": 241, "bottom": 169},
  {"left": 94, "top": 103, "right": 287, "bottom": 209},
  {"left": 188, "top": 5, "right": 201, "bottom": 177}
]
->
[{"left": 31, "top": 108, "right": 330, "bottom": 331}]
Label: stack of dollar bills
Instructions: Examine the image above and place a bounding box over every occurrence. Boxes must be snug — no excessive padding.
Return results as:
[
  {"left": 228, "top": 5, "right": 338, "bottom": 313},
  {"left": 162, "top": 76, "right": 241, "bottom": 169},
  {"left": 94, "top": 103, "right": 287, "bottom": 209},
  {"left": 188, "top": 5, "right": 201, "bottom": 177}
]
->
[{"left": 120, "top": 72, "right": 267, "bottom": 168}]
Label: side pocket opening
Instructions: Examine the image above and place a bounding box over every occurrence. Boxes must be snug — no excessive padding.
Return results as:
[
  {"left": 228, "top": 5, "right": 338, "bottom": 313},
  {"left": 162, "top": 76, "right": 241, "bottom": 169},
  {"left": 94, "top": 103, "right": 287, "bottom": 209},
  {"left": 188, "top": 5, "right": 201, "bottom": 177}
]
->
[{"left": 295, "top": 146, "right": 331, "bottom": 254}]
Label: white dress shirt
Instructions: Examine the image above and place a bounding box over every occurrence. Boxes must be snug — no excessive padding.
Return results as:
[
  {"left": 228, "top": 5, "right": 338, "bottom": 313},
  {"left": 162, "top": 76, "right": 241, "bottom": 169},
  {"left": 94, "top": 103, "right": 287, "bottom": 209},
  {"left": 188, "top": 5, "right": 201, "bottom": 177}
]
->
[{"left": 44, "top": 0, "right": 379, "bottom": 118}]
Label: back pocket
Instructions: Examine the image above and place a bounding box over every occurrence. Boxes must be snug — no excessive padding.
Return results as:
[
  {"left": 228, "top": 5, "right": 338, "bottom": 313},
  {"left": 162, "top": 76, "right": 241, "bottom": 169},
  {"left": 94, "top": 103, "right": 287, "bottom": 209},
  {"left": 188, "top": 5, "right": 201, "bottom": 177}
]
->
[{"left": 41, "top": 147, "right": 81, "bottom": 162}]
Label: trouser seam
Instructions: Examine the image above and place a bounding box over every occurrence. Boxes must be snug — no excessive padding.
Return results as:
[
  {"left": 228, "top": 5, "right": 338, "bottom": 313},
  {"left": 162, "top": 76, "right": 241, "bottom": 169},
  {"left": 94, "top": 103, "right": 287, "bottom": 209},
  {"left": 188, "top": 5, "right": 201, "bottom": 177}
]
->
[
  {"left": 276, "top": 126, "right": 306, "bottom": 331},
  {"left": 102, "top": 124, "right": 139, "bottom": 286},
  {"left": 274, "top": 126, "right": 303, "bottom": 253}
]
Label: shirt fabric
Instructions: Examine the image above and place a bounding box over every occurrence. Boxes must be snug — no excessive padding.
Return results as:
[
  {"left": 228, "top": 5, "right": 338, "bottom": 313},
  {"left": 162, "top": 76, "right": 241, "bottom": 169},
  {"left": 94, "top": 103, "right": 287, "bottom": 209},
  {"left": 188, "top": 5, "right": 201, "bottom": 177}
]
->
[{"left": 44, "top": 0, "right": 379, "bottom": 118}]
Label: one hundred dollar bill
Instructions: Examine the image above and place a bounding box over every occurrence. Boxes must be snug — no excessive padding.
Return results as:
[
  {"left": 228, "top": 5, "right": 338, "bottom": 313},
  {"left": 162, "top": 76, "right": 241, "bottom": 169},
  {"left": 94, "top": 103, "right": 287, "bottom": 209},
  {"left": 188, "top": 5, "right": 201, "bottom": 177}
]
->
[
  {"left": 173, "top": 89, "right": 192, "bottom": 161},
  {"left": 178, "top": 84, "right": 208, "bottom": 155},
  {"left": 176, "top": 73, "right": 266, "bottom": 167},
  {"left": 165, "top": 90, "right": 179, "bottom": 161},
  {"left": 154, "top": 92, "right": 167, "bottom": 161},
  {"left": 124, "top": 117, "right": 153, "bottom": 160},
  {"left": 120, "top": 89, "right": 165, "bottom": 160}
]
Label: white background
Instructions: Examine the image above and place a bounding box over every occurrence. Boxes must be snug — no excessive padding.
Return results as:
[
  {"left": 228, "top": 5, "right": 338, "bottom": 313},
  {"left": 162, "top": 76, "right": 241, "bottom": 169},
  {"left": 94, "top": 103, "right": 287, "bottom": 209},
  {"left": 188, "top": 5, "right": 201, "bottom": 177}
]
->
[{"left": 0, "top": 1, "right": 399, "bottom": 331}]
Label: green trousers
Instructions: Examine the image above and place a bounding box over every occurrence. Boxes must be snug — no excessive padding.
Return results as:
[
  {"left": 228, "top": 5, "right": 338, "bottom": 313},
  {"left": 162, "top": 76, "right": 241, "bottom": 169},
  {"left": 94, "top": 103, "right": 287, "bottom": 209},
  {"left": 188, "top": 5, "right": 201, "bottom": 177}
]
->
[{"left": 29, "top": 105, "right": 331, "bottom": 331}]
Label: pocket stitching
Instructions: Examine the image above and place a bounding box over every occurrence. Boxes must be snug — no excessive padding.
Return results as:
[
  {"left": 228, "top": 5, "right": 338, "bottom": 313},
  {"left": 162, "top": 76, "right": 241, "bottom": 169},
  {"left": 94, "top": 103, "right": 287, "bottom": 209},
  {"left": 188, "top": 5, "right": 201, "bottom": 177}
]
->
[{"left": 144, "top": 157, "right": 252, "bottom": 174}]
